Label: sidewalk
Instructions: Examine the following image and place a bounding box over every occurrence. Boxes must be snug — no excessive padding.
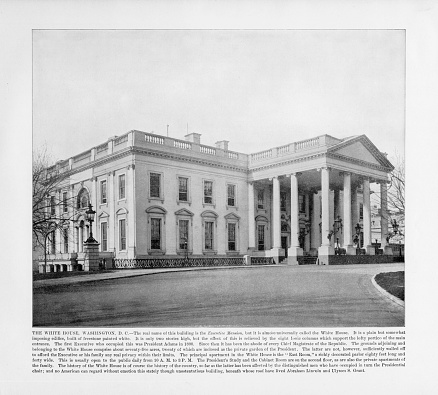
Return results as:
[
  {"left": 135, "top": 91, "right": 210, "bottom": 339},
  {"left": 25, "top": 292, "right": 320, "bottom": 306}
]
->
[{"left": 33, "top": 265, "right": 277, "bottom": 288}]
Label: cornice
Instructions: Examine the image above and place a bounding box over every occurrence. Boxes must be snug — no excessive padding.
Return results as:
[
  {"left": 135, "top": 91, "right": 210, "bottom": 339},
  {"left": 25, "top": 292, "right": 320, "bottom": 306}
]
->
[
  {"left": 249, "top": 152, "right": 326, "bottom": 173},
  {"left": 132, "top": 147, "right": 248, "bottom": 174},
  {"left": 326, "top": 152, "right": 392, "bottom": 172}
]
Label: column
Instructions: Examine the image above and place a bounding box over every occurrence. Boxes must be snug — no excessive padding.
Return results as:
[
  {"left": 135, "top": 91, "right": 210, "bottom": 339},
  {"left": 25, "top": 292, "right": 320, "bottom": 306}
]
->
[
  {"left": 69, "top": 186, "right": 76, "bottom": 252},
  {"left": 108, "top": 171, "right": 115, "bottom": 253},
  {"left": 127, "top": 164, "right": 136, "bottom": 258},
  {"left": 287, "top": 173, "right": 303, "bottom": 264},
  {"left": 304, "top": 193, "right": 311, "bottom": 252},
  {"left": 248, "top": 182, "right": 256, "bottom": 251},
  {"left": 270, "top": 176, "right": 282, "bottom": 263},
  {"left": 363, "top": 178, "right": 374, "bottom": 255},
  {"left": 380, "top": 181, "right": 393, "bottom": 255},
  {"left": 75, "top": 226, "right": 79, "bottom": 252},
  {"left": 79, "top": 226, "right": 83, "bottom": 252},
  {"left": 351, "top": 184, "right": 358, "bottom": 244},
  {"left": 343, "top": 172, "right": 355, "bottom": 255},
  {"left": 318, "top": 167, "right": 334, "bottom": 263}
]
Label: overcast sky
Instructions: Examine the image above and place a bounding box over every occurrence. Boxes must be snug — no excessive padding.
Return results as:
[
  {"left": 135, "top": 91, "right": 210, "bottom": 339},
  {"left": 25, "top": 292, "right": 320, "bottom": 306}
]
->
[{"left": 33, "top": 30, "right": 405, "bottom": 162}]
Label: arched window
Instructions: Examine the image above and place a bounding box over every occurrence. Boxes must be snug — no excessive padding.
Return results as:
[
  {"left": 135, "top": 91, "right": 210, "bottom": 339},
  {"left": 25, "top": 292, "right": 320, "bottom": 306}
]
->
[{"left": 77, "top": 188, "right": 90, "bottom": 209}]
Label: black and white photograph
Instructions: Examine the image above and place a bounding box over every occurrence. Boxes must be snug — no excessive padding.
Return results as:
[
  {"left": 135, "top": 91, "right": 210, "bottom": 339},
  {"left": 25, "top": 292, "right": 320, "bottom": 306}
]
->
[
  {"left": 2, "top": 1, "right": 438, "bottom": 394},
  {"left": 32, "top": 29, "right": 405, "bottom": 327}
]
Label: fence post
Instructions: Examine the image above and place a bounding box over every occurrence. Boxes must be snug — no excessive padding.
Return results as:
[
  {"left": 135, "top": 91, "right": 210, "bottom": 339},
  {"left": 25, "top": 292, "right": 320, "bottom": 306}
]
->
[{"left": 244, "top": 255, "right": 251, "bottom": 266}]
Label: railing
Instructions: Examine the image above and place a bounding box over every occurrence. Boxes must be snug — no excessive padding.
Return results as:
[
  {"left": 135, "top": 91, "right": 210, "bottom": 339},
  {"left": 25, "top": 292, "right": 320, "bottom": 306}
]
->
[
  {"left": 295, "top": 137, "right": 319, "bottom": 150},
  {"left": 73, "top": 150, "right": 91, "bottom": 163},
  {"left": 173, "top": 140, "right": 192, "bottom": 150},
  {"left": 226, "top": 151, "right": 239, "bottom": 160},
  {"left": 114, "top": 257, "right": 245, "bottom": 269},
  {"left": 251, "top": 149, "right": 272, "bottom": 161},
  {"left": 145, "top": 134, "right": 165, "bottom": 145},
  {"left": 200, "top": 145, "right": 216, "bottom": 155},
  {"left": 250, "top": 257, "right": 275, "bottom": 265},
  {"left": 277, "top": 144, "right": 290, "bottom": 155},
  {"left": 96, "top": 143, "right": 108, "bottom": 153},
  {"left": 114, "top": 135, "right": 128, "bottom": 145}
]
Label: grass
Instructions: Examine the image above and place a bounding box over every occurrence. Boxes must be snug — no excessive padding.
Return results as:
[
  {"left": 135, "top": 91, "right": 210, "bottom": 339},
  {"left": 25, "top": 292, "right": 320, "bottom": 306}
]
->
[
  {"left": 33, "top": 270, "right": 116, "bottom": 282},
  {"left": 375, "top": 271, "right": 404, "bottom": 301}
]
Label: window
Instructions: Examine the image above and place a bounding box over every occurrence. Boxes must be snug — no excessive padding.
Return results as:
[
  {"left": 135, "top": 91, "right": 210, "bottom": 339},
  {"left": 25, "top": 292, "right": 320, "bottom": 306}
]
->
[
  {"left": 228, "top": 223, "right": 236, "bottom": 251},
  {"left": 359, "top": 203, "right": 364, "bottom": 220},
  {"left": 299, "top": 195, "right": 305, "bottom": 213},
  {"left": 119, "top": 174, "right": 126, "bottom": 200},
  {"left": 77, "top": 188, "right": 89, "bottom": 209},
  {"left": 280, "top": 192, "right": 287, "bottom": 211},
  {"left": 101, "top": 222, "right": 108, "bottom": 251},
  {"left": 62, "top": 192, "right": 68, "bottom": 213},
  {"left": 178, "top": 177, "right": 188, "bottom": 202},
  {"left": 100, "top": 180, "right": 107, "bottom": 204},
  {"left": 179, "top": 219, "right": 189, "bottom": 250},
  {"left": 119, "top": 219, "right": 126, "bottom": 250},
  {"left": 63, "top": 228, "right": 68, "bottom": 253},
  {"left": 204, "top": 181, "right": 213, "bottom": 204},
  {"left": 227, "top": 184, "right": 236, "bottom": 207},
  {"left": 205, "top": 222, "right": 214, "bottom": 250},
  {"left": 49, "top": 231, "right": 56, "bottom": 254},
  {"left": 258, "top": 225, "right": 265, "bottom": 251},
  {"left": 151, "top": 218, "right": 161, "bottom": 249},
  {"left": 257, "top": 190, "right": 264, "bottom": 209},
  {"left": 50, "top": 196, "right": 55, "bottom": 215},
  {"left": 150, "top": 173, "right": 161, "bottom": 198}
]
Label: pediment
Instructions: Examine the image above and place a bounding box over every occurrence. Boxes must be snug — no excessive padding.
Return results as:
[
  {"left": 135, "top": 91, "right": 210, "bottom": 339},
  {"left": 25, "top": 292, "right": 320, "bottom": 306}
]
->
[
  {"left": 98, "top": 211, "right": 109, "bottom": 218},
  {"left": 145, "top": 205, "right": 167, "bottom": 214},
  {"left": 201, "top": 210, "right": 218, "bottom": 218},
  {"left": 255, "top": 215, "right": 269, "bottom": 222},
  {"left": 328, "top": 135, "right": 394, "bottom": 170},
  {"left": 224, "top": 212, "right": 241, "bottom": 221},
  {"left": 175, "top": 208, "right": 194, "bottom": 217},
  {"left": 116, "top": 207, "right": 129, "bottom": 215}
]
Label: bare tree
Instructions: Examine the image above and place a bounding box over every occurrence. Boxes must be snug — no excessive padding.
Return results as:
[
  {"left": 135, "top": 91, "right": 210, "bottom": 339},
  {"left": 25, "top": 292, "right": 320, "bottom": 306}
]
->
[
  {"left": 387, "top": 153, "right": 405, "bottom": 218},
  {"left": 32, "top": 146, "right": 75, "bottom": 254}
]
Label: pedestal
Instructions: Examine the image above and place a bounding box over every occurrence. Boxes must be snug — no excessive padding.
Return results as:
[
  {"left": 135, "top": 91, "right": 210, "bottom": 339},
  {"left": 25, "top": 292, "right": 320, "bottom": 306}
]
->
[
  {"left": 287, "top": 247, "right": 303, "bottom": 265},
  {"left": 366, "top": 245, "right": 376, "bottom": 255},
  {"left": 318, "top": 245, "right": 335, "bottom": 265},
  {"left": 267, "top": 247, "right": 284, "bottom": 264},
  {"left": 346, "top": 245, "right": 356, "bottom": 255},
  {"left": 83, "top": 241, "right": 101, "bottom": 271},
  {"left": 384, "top": 246, "right": 394, "bottom": 255}
]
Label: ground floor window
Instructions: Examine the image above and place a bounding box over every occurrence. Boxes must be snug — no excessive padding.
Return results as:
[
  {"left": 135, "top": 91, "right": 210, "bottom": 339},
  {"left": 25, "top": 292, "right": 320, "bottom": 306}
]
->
[
  {"left": 151, "top": 218, "right": 161, "bottom": 250},
  {"left": 179, "top": 219, "right": 189, "bottom": 250},
  {"left": 119, "top": 219, "right": 126, "bottom": 251},
  {"left": 63, "top": 228, "right": 68, "bottom": 253},
  {"left": 101, "top": 222, "right": 108, "bottom": 251},
  {"left": 228, "top": 223, "right": 236, "bottom": 251},
  {"left": 205, "top": 221, "right": 214, "bottom": 250},
  {"left": 258, "top": 225, "right": 265, "bottom": 251}
]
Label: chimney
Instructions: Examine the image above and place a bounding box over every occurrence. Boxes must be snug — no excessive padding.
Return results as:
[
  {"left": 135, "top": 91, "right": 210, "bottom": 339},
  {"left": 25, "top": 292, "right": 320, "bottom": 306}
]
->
[
  {"left": 215, "top": 140, "right": 229, "bottom": 151},
  {"left": 185, "top": 133, "right": 201, "bottom": 145}
]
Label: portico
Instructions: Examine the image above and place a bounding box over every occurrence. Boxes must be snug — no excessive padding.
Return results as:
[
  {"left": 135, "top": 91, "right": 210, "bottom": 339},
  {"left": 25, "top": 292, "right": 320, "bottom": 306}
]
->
[{"left": 247, "top": 134, "right": 394, "bottom": 265}]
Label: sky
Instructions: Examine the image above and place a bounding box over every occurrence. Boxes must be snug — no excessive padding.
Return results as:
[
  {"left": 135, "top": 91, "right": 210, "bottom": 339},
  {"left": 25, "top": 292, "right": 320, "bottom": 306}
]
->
[{"left": 33, "top": 30, "right": 405, "bottom": 163}]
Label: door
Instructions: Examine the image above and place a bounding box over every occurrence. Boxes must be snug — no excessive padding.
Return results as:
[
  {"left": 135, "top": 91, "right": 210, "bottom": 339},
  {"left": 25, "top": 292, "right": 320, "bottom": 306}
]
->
[{"left": 281, "top": 236, "right": 288, "bottom": 258}]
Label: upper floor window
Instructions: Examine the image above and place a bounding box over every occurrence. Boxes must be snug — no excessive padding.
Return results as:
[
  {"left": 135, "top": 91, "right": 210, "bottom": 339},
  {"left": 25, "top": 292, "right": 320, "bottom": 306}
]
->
[
  {"left": 227, "top": 184, "right": 236, "bottom": 207},
  {"left": 50, "top": 196, "right": 55, "bottom": 215},
  {"left": 299, "top": 195, "right": 305, "bottom": 213},
  {"left": 280, "top": 192, "right": 287, "bottom": 211},
  {"left": 204, "top": 180, "right": 213, "bottom": 204},
  {"left": 62, "top": 192, "right": 68, "bottom": 213},
  {"left": 150, "top": 173, "right": 161, "bottom": 198},
  {"left": 63, "top": 228, "right": 68, "bottom": 253},
  {"left": 257, "top": 189, "right": 264, "bottom": 209},
  {"left": 359, "top": 203, "right": 364, "bottom": 220},
  {"left": 77, "top": 188, "right": 89, "bottom": 209},
  {"left": 100, "top": 180, "right": 107, "bottom": 204},
  {"left": 178, "top": 177, "right": 188, "bottom": 202},
  {"left": 119, "top": 174, "right": 126, "bottom": 200}
]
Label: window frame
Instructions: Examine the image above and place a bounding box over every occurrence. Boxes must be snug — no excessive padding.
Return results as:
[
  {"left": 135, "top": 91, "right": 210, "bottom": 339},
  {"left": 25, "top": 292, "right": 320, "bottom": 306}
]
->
[
  {"left": 201, "top": 210, "right": 218, "bottom": 255},
  {"left": 146, "top": 206, "right": 167, "bottom": 255},
  {"left": 118, "top": 173, "right": 126, "bottom": 201},
  {"left": 119, "top": 218, "right": 127, "bottom": 251},
  {"left": 226, "top": 183, "right": 237, "bottom": 209},
  {"left": 62, "top": 191, "right": 68, "bottom": 213},
  {"left": 175, "top": 208, "right": 194, "bottom": 255},
  {"left": 100, "top": 221, "right": 108, "bottom": 252},
  {"left": 100, "top": 179, "right": 107, "bottom": 204},
  {"left": 148, "top": 171, "right": 164, "bottom": 203},
  {"left": 177, "top": 175, "right": 191, "bottom": 204},
  {"left": 257, "top": 189, "right": 265, "bottom": 210},
  {"left": 63, "top": 227, "right": 69, "bottom": 253},
  {"left": 203, "top": 179, "right": 215, "bottom": 207}
]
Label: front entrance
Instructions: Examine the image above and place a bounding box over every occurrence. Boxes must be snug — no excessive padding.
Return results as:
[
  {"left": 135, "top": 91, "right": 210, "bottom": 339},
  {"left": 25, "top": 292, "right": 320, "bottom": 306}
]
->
[{"left": 281, "top": 236, "right": 288, "bottom": 258}]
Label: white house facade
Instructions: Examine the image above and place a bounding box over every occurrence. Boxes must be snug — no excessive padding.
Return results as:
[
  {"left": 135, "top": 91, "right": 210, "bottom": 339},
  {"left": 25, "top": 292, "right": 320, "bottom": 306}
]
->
[{"left": 39, "top": 129, "right": 399, "bottom": 272}]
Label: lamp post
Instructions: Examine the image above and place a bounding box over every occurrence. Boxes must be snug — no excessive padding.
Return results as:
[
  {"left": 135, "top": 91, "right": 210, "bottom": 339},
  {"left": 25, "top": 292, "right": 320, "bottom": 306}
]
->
[
  {"left": 353, "top": 223, "right": 362, "bottom": 249},
  {"left": 84, "top": 203, "right": 97, "bottom": 243}
]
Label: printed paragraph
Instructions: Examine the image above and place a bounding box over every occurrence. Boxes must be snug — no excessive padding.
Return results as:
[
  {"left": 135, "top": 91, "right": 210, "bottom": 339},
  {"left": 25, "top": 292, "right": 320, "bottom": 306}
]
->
[{"left": 31, "top": 329, "right": 405, "bottom": 374}]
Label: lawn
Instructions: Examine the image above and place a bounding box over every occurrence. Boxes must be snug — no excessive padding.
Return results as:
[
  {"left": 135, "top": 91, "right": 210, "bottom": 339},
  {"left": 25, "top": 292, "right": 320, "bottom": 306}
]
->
[
  {"left": 375, "top": 271, "right": 404, "bottom": 301},
  {"left": 33, "top": 270, "right": 116, "bottom": 281}
]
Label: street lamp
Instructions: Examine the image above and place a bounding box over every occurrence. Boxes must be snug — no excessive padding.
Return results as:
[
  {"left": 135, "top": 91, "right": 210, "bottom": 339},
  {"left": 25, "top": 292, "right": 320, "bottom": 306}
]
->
[{"left": 84, "top": 203, "right": 97, "bottom": 243}]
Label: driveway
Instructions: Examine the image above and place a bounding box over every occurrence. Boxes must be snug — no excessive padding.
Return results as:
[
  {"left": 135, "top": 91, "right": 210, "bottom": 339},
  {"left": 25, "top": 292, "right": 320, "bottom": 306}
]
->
[{"left": 33, "top": 263, "right": 404, "bottom": 327}]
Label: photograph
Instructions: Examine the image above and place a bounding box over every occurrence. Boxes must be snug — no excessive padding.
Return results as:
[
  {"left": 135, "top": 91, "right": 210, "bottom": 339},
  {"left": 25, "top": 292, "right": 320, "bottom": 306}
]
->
[{"left": 32, "top": 29, "right": 405, "bottom": 328}]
